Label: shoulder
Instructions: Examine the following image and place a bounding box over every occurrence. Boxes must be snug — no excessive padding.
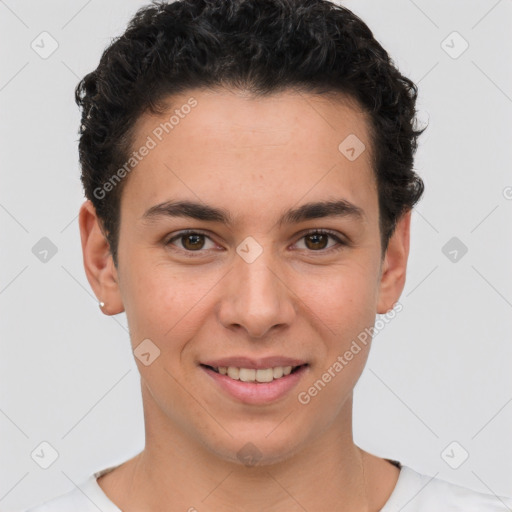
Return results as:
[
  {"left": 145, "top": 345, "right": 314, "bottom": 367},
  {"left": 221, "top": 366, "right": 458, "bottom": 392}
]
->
[
  {"left": 23, "top": 487, "right": 97, "bottom": 512},
  {"left": 23, "top": 467, "right": 121, "bottom": 512},
  {"left": 382, "top": 464, "right": 512, "bottom": 511},
  {"left": 24, "top": 490, "right": 89, "bottom": 512}
]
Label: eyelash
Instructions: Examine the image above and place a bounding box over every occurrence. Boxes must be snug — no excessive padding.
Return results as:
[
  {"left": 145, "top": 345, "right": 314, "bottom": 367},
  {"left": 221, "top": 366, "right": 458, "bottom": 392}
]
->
[{"left": 165, "top": 229, "right": 347, "bottom": 257}]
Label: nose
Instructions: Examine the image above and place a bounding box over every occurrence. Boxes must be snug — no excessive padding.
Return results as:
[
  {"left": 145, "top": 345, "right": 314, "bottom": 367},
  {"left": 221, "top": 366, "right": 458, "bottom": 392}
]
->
[{"left": 217, "top": 250, "right": 296, "bottom": 339}]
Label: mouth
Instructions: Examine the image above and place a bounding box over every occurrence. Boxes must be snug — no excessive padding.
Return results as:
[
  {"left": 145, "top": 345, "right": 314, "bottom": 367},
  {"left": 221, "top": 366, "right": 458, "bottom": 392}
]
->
[
  {"left": 199, "top": 361, "right": 309, "bottom": 404},
  {"left": 198, "top": 354, "right": 310, "bottom": 404},
  {"left": 200, "top": 363, "right": 308, "bottom": 383}
]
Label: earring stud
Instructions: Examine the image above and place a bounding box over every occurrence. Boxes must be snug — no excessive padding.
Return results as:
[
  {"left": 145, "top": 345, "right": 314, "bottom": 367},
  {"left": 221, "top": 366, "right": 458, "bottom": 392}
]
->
[{"left": 99, "top": 301, "right": 105, "bottom": 308}]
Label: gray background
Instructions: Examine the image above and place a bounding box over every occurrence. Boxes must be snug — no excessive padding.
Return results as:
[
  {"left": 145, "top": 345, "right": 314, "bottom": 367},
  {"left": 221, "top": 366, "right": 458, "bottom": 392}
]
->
[{"left": 1, "top": 0, "right": 511, "bottom": 510}]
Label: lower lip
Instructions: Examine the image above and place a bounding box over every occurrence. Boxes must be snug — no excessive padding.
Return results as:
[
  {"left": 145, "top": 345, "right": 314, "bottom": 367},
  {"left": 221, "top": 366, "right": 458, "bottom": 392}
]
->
[{"left": 201, "top": 365, "right": 308, "bottom": 405}]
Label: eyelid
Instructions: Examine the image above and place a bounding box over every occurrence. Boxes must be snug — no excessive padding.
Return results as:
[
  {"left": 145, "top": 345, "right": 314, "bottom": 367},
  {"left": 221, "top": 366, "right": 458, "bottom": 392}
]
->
[
  {"left": 165, "top": 228, "right": 348, "bottom": 255},
  {"left": 165, "top": 229, "right": 219, "bottom": 252},
  {"left": 292, "top": 228, "right": 347, "bottom": 252}
]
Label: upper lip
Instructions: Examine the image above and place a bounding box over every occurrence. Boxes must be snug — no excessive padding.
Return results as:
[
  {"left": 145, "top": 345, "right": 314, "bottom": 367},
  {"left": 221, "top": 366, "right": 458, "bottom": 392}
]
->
[{"left": 200, "top": 356, "right": 308, "bottom": 370}]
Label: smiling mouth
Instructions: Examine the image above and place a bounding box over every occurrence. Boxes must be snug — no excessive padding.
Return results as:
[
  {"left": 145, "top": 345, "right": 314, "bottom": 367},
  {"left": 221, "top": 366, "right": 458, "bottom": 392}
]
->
[{"left": 200, "top": 364, "right": 307, "bottom": 383}]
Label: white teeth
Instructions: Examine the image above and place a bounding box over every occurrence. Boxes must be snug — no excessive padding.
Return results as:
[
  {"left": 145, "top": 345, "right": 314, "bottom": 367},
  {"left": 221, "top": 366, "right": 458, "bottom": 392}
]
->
[
  {"left": 239, "top": 368, "right": 256, "bottom": 382},
  {"left": 255, "top": 368, "right": 274, "bottom": 383},
  {"left": 273, "top": 367, "right": 284, "bottom": 379},
  {"left": 214, "top": 365, "right": 301, "bottom": 382},
  {"left": 227, "top": 367, "right": 239, "bottom": 379}
]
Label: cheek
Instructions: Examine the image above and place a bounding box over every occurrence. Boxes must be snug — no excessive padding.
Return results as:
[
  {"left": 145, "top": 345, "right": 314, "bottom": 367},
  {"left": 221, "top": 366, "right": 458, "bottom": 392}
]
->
[
  {"left": 292, "top": 267, "right": 376, "bottom": 415},
  {"left": 291, "top": 260, "right": 379, "bottom": 342},
  {"left": 120, "top": 260, "right": 218, "bottom": 351}
]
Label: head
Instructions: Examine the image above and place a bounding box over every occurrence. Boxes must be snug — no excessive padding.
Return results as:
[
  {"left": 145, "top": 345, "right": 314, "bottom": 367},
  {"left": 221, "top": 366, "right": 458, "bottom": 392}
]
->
[{"left": 78, "top": 0, "right": 425, "bottom": 466}]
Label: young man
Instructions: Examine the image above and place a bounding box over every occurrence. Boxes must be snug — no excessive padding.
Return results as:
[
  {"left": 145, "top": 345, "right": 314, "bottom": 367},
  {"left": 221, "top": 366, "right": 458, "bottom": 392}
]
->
[{"left": 26, "top": 0, "right": 512, "bottom": 510}]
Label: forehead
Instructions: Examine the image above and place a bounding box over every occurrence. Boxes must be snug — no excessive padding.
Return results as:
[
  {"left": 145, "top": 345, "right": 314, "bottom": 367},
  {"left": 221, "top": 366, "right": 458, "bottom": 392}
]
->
[{"left": 121, "top": 88, "right": 377, "bottom": 224}]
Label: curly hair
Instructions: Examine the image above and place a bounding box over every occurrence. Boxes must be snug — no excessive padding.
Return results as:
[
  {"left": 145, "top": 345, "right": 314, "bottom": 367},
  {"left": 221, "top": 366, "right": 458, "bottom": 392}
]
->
[{"left": 75, "top": 0, "right": 425, "bottom": 267}]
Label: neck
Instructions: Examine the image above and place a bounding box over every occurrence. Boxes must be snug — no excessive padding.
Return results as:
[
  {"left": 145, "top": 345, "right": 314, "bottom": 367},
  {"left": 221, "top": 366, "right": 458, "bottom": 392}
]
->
[{"left": 103, "top": 384, "right": 376, "bottom": 512}]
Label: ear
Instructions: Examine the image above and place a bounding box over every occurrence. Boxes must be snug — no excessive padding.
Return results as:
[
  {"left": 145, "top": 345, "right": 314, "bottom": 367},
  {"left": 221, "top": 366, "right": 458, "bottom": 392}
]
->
[
  {"left": 376, "top": 210, "right": 411, "bottom": 314},
  {"left": 78, "top": 200, "right": 124, "bottom": 315}
]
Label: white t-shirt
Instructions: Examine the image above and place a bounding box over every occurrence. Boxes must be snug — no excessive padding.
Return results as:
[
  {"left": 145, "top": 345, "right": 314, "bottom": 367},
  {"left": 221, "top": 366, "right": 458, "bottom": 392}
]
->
[{"left": 24, "top": 460, "right": 512, "bottom": 511}]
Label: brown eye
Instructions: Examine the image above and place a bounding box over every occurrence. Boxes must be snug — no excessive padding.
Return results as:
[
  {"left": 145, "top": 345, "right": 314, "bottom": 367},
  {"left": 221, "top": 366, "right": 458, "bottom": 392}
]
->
[
  {"left": 166, "top": 231, "right": 216, "bottom": 253},
  {"left": 181, "top": 233, "right": 205, "bottom": 250},
  {"left": 295, "top": 230, "right": 345, "bottom": 252},
  {"left": 304, "top": 233, "right": 329, "bottom": 250}
]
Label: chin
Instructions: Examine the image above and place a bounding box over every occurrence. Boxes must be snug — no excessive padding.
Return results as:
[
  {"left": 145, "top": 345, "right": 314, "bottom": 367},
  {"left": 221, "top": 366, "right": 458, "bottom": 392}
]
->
[{"left": 200, "top": 423, "right": 312, "bottom": 468}]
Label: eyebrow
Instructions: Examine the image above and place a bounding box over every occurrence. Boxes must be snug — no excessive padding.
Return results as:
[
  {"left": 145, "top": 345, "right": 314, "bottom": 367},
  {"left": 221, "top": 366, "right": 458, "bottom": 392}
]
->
[{"left": 141, "top": 198, "right": 365, "bottom": 226}]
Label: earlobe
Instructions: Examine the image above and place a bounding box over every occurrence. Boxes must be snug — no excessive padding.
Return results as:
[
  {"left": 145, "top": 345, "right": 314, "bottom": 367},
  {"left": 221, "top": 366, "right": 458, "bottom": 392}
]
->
[
  {"left": 376, "top": 210, "right": 411, "bottom": 314},
  {"left": 78, "top": 200, "right": 124, "bottom": 315}
]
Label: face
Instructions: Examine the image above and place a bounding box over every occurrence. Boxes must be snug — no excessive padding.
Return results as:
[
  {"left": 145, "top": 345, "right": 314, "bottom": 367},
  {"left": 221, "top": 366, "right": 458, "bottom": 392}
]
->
[{"left": 81, "top": 88, "right": 410, "bottom": 466}]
